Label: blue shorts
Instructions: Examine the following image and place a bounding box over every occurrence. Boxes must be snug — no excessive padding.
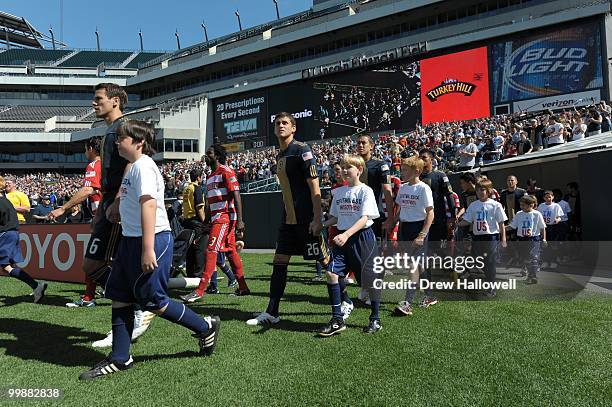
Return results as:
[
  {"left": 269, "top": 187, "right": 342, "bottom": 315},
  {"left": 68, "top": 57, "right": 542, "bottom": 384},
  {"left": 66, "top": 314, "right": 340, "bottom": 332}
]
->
[
  {"left": 0, "top": 231, "right": 24, "bottom": 266},
  {"left": 329, "top": 227, "right": 377, "bottom": 283},
  {"left": 399, "top": 221, "right": 428, "bottom": 257},
  {"left": 105, "top": 231, "right": 173, "bottom": 311}
]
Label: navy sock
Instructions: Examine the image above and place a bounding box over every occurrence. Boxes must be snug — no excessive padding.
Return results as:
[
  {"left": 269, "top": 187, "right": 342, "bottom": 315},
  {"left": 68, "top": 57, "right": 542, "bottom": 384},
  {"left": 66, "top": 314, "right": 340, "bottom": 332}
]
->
[
  {"left": 8, "top": 268, "right": 38, "bottom": 290},
  {"left": 315, "top": 262, "right": 322, "bottom": 277},
  {"left": 338, "top": 278, "right": 351, "bottom": 304},
  {"left": 266, "top": 264, "right": 288, "bottom": 317},
  {"left": 159, "top": 300, "right": 210, "bottom": 333},
  {"left": 327, "top": 283, "right": 343, "bottom": 320},
  {"left": 422, "top": 270, "right": 433, "bottom": 297},
  {"left": 405, "top": 287, "right": 416, "bottom": 305},
  {"left": 209, "top": 271, "right": 218, "bottom": 290},
  {"left": 368, "top": 287, "right": 380, "bottom": 320},
  {"left": 111, "top": 305, "right": 135, "bottom": 363},
  {"left": 218, "top": 263, "right": 235, "bottom": 282}
]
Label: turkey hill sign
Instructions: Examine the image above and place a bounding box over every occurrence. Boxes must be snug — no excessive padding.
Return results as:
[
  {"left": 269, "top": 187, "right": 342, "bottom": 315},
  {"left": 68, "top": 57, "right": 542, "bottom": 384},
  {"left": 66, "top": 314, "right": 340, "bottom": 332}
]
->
[{"left": 426, "top": 78, "right": 476, "bottom": 102}]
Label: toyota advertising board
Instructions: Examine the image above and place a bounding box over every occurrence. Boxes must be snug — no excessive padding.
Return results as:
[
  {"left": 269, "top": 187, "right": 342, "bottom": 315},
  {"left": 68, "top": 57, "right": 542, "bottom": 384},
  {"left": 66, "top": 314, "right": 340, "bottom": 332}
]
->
[
  {"left": 491, "top": 23, "right": 604, "bottom": 104},
  {"left": 420, "top": 47, "right": 490, "bottom": 124}
]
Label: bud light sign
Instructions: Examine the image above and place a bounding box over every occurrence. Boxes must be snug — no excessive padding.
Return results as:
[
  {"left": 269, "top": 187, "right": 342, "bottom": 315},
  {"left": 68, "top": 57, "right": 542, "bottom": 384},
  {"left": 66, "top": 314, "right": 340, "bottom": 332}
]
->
[{"left": 491, "top": 23, "right": 603, "bottom": 103}]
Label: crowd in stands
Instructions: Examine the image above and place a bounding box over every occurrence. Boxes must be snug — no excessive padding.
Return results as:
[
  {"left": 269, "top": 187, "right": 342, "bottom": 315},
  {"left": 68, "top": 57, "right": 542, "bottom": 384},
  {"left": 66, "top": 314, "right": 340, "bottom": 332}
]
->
[{"left": 3, "top": 100, "right": 609, "bottom": 219}]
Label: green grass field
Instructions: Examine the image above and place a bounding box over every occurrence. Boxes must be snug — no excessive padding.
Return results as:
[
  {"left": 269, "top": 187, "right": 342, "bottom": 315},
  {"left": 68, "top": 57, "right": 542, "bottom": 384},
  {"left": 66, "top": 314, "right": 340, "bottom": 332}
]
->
[{"left": 1, "top": 253, "right": 611, "bottom": 406}]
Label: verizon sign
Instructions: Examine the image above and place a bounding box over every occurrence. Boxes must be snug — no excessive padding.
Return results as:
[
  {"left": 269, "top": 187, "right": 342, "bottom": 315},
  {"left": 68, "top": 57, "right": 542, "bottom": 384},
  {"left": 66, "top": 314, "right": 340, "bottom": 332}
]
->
[{"left": 512, "top": 90, "right": 601, "bottom": 113}]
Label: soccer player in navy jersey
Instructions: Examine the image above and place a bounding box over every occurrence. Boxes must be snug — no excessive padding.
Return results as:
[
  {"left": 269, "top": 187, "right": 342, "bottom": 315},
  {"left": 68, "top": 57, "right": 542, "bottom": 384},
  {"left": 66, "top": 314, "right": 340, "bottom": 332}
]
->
[{"left": 247, "top": 112, "right": 330, "bottom": 326}]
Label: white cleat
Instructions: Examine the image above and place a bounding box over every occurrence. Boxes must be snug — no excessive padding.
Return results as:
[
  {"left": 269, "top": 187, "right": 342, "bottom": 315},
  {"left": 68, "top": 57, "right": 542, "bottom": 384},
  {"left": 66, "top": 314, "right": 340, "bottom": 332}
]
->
[
  {"left": 33, "top": 282, "right": 48, "bottom": 303},
  {"left": 246, "top": 312, "right": 280, "bottom": 326},
  {"left": 341, "top": 301, "right": 354, "bottom": 321},
  {"left": 91, "top": 310, "right": 156, "bottom": 348}
]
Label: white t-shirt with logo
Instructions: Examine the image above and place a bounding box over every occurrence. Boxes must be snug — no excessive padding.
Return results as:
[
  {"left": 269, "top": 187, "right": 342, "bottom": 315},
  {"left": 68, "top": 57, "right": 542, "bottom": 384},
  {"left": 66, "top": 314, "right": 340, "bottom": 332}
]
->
[
  {"left": 330, "top": 184, "right": 379, "bottom": 231},
  {"left": 572, "top": 124, "right": 587, "bottom": 141},
  {"left": 509, "top": 210, "right": 546, "bottom": 237},
  {"left": 546, "top": 123, "right": 564, "bottom": 144},
  {"left": 120, "top": 155, "right": 171, "bottom": 237},
  {"left": 537, "top": 202, "right": 564, "bottom": 225},
  {"left": 463, "top": 199, "right": 508, "bottom": 235},
  {"left": 395, "top": 181, "right": 434, "bottom": 222}
]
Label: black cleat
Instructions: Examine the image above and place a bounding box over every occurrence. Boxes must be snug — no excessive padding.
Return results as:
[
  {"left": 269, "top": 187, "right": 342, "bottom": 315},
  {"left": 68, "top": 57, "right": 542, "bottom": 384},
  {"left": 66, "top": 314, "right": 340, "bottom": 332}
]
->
[
  {"left": 197, "top": 316, "right": 221, "bottom": 356},
  {"left": 317, "top": 318, "right": 346, "bottom": 337},
  {"left": 363, "top": 319, "right": 382, "bottom": 334},
  {"left": 79, "top": 356, "right": 133, "bottom": 380},
  {"left": 231, "top": 288, "right": 251, "bottom": 296},
  {"left": 205, "top": 286, "right": 220, "bottom": 294}
]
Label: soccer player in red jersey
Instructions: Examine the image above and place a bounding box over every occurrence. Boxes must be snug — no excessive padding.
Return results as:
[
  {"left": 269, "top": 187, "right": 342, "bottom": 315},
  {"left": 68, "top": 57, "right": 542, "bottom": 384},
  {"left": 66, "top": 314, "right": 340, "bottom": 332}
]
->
[
  {"left": 48, "top": 137, "right": 103, "bottom": 307},
  {"left": 181, "top": 145, "right": 250, "bottom": 302}
]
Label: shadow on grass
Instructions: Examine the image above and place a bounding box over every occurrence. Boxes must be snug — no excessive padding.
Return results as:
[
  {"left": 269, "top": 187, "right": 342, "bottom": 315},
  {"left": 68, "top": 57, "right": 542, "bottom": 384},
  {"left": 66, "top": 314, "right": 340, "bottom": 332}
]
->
[
  {"left": 0, "top": 318, "right": 105, "bottom": 367},
  {"left": 0, "top": 293, "right": 110, "bottom": 308},
  {"left": 134, "top": 350, "right": 200, "bottom": 363}
]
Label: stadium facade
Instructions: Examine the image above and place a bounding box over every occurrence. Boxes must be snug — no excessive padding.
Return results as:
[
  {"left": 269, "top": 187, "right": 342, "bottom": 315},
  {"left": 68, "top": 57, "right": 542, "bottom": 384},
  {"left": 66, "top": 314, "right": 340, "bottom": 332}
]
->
[{"left": 1, "top": 0, "right": 612, "bottom": 170}]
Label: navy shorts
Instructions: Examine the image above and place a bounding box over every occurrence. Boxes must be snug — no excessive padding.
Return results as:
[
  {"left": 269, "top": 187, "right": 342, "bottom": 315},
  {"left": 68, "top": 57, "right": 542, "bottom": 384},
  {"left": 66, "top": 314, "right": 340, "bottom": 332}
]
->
[
  {"left": 105, "top": 231, "right": 173, "bottom": 311},
  {"left": 0, "top": 231, "right": 23, "bottom": 266},
  {"left": 329, "top": 227, "right": 378, "bottom": 285},
  {"left": 399, "top": 221, "right": 428, "bottom": 258},
  {"left": 85, "top": 194, "right": 122, "bottom": 262}
]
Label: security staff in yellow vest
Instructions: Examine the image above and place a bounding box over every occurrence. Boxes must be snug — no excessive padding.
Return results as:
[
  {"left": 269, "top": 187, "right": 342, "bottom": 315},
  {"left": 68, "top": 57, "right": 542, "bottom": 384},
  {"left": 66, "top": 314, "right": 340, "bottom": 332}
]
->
[{"left": 181, "top": 169, "right": 207, "bottom": 278}]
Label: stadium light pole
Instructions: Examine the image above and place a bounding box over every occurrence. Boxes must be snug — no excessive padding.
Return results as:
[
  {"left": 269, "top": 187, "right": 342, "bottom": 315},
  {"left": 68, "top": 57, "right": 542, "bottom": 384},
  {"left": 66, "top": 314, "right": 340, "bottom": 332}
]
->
[
  {"left": 175, "top": 29, "right": 181, "bottom": 50},
  {"left": 201, "top": 22, "right": 209, "bottom": 42},
  {"left": 235, "top": 10, "right": 242, "bottom": 31},
  {"left": 49, "top": 26, "right": 56, "bottom": 50},
  {"left": 273, "top": 0, "right": 280, "bottom": 19},
  {"left": 138, "top": 29, "right": 143, "bottom": 51},
  {"left": 95, "top": 27, "right": 100, "bottom": 51}
]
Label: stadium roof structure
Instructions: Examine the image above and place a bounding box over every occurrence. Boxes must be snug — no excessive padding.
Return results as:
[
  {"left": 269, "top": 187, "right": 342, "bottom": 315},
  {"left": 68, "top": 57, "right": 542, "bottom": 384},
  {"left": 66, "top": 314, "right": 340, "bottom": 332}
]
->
[{"left": 0, "top": 10, "right": 64, "bottom": 49}]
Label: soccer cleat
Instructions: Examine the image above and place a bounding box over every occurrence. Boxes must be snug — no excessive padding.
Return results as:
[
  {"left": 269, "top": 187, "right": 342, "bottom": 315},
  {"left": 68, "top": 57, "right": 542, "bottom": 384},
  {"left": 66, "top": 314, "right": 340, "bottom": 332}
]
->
[
  {"left": 317, "top": 318, "right": 346, "bottom": 337},
  {"left": 205, "top": 286, "right": 220, "bottom": 294},
  {"left": 363, "top": 319, "right": 383, "bottom": 334},
  {"left": 196, "top": 315, "right": 221, "bottom": 356},
  {"left": 312, "top": 275, "right": 324, "bottom": 282},
  {"left": 340, "top": 301, "right": 354, "bottom": 321},
  {"left": 180, "top": 291, "right": 203, "bottom": 303},
  {"left": 246, "top": 312, "right": 280, "bottom": 326},
  {"left": 91, "top": 311, "right": 155, "bottom": 348},
  {"left": 231, "top": 288, "right": 251, "bottom": 297},
  {"left": 394, "top": 301, "right": 413, "bottom": 316},
  {"left": 66, "top": 297, "right": 96, "bottom": 308},
  {"left": 132, "top": 311, "right": 155, "bottom": 342},
  {"left": 227, "top": 279, "right": 238, "bottom": 288},
  {"left": 78, "top": 356, "right": 133, "bottom": 380},
  {"left": 345, "top": 277, "right": 355, "bottom": 284},
  {"left": 526, "top": 277, "right": 538, "bottom": 285},
  {"left": 485, "top": 289, "right": 497, "bottom": 298},
  {"left": 357, "top": 289, "right": 371, "bottom": 305},
  {"left": 418, "top": 296, "right": 438, "bottom": 308},
  {"left": 96, "top": 287, "right": 106, "bottom": 297},
  {"left": 92, "top": 331, "right": 113, "bottom": 348},
  {"left": 33, "top": 282, "right": 47, "bottom": 304}
]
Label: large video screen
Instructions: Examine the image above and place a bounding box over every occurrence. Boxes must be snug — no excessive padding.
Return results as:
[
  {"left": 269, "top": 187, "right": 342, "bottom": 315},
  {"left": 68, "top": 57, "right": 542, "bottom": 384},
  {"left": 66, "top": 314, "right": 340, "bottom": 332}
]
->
[
  {"left": 490, "top": 23, "right": 603, "bottom": 104},
  {"left": 213, "top": 61, "right": 422, "bottom": 149},
  {"left": 213, "top": 92, "right": 268, "bottom": 150},
  {"left": 420, "top": 47, "right": 490, "bottom": 124}
]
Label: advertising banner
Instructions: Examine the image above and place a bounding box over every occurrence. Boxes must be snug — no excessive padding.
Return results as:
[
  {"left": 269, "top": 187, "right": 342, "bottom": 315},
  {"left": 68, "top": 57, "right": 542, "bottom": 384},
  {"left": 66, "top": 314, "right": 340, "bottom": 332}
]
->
[
  {"left": 512, "top": 89, "right": 601, "bottom": 113},
  {"left": 17, "top": 224, "right": 90, "bottom": 283},
  {"left": 491, "top": 23, "right": 603, "bottom": 104},
  {"left": 213, "top": 92, "right": 268, "bottom": 149},
  {"left": 420, "top": 47, "right": 490, "bottom": 124}
]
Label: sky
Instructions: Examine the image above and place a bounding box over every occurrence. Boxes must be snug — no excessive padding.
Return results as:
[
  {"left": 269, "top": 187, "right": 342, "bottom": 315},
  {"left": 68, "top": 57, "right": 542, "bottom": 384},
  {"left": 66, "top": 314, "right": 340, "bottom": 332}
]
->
[{"left": 2, "top": 0, "right": 313, "bottom": 51}]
